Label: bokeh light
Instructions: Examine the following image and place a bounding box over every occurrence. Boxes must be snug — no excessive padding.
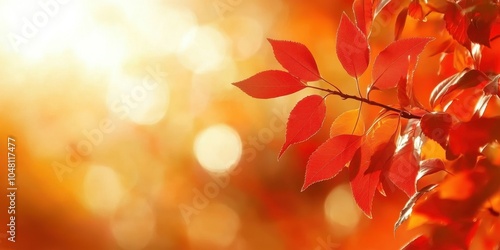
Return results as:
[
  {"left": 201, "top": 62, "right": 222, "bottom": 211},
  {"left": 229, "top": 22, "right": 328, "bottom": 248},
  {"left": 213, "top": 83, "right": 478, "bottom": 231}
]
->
[
  {"left": 177, "top": 25, "right": 229, "bottom": 73},
  {"left": 111, "top": 197, "right": 156, "bottom": 250},
  {"left": 0, "top": 0, "right": 454, "bottom": 249},
  {"left": 194, "top": 124, "right": 242, "bottom": 173},
  {"left": 187, "top": 203, "right": 241, "bottom": 248},
  {"left": 324, "top": 184, "right": 362, "bottom": 235},
  {"left": 83, "top": 165, "right": 124, "bottom": 216}
]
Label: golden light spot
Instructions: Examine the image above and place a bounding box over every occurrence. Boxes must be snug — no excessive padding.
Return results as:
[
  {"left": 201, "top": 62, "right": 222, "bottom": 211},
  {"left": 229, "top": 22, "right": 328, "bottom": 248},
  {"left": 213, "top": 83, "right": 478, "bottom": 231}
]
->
[
  {"left": 111, "top": 196, "right": 156, "bottom": 250},
  {"left": 324, "top": 184, "right": 362, "bottom": 235},
  {"left": 187, "top": 203, "right": 240, "bottom": 248},
  {"left": 194, "top": 124, "right": 242, "bottom": 173},
  {"left": 177, "top": 25, "right": 228, "bottom": 73},
  {"left": 83, "top": 165, "right": 124, "bottom": 216}
]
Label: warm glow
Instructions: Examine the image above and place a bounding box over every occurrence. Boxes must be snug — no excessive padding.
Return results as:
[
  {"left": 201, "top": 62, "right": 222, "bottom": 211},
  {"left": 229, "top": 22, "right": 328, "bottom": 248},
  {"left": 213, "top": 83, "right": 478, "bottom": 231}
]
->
[
  {"left": 194, "top": 124, "right": 242, "bottom": 173},
  {"left": 111, "top": 197, "right": 156, "bottom": 250},
  {"left": 177, "top": 25, "right": 229, "bottom": 73},
  {"left": 73, "top": 27, "right": 130, "bottom": 70},
  {"left": 187, "top": 203, "right": 241, "bottom": 247},
  {"left": 106, "top": 72, "right": 170, "bottom": 125},
  {"left": 83, "top": 165, "right": 124, "bottom": 216},
  {"left": 324, "top": 184, "right": 362, "bottom": 234},
  {"left": 221, "top": 16, "right": 264, "bottom": 60}
]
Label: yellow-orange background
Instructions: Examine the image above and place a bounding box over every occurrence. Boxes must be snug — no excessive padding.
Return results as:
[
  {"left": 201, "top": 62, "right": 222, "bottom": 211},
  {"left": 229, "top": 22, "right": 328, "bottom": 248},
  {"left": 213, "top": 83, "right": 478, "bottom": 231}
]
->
[{"left": 0, "top": 0, "right": 469, "bottom": 249}]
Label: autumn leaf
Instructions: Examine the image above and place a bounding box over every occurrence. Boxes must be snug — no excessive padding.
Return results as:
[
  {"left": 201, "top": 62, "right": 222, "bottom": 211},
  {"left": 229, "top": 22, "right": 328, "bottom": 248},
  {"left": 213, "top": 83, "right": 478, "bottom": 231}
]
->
[
  {"left": 279, "top": 95, "right": 326, "bottom": 158},
  {"left": 447, "top": 117, "right": 500, "bottom": 159},
  {"left": 397, "top": 78, "right": 411, "bottom": 108},
  {"left": 268, "top": 39, "right": 321, "bottom": 82},
  {"left": 394, "top": 8, "right": 408, "bottom": 40},
  {"left": 417, "top": 158, "right": 446, "bottom": 179},
  {"left": 402, "top": 235, "right": 431, "bottom": 250},
  {"left": 352, "top": 0, "right": 373, "bottom": 36},
  {"left": 444, "top": 2, "right": 470, "bottom": 46},
  {"left": 350, "top": 116, "right": 399, "bottom": 217},
  {"left": 302, "top": 134, "right": 362, "bottom": 191},
  {"left": 387, "top": 119, "right": 420, "bottom": 197},
  {"left": 395, "top": 184, "right": 438, "bottom": 232},
  {"left": 408, "top": 0, "right": 424, "bottom": 21},
  {"left": 420, "top": 112, "right": 453, "bottom": 149},
  {"left": 466, "top": 2, "right": 498, "bottom": 47},
  {"left": 373, "top": 0, "right": 391, "bottom": 17},
  {"left": 232, "top": 70, "right": 305, "bottom": 99},
  {"left": 336, "top": 13, "right": 370, "bottom": 78},
  {"left": 371, "top": 37, "right": 433, "bottom": 90},
  {"left": 330, "top": 109, "right": 365, "bottom": 137},
  {"left": 429, "top": 69, "right": 489, "bottom": 108}
]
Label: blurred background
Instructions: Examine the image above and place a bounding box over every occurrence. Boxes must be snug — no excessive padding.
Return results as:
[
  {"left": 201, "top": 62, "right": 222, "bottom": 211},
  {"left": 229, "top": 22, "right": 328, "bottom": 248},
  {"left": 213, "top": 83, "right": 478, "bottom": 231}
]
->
[{"left": 0, "top": 0, "right": 481, "bottom": 249}]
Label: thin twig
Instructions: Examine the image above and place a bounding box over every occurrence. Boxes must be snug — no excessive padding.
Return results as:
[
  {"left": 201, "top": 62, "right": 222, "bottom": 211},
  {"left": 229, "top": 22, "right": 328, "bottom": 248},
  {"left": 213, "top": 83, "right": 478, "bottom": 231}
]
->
[{"left": 307, "top": 85, "right": 422, "bottom": 120}]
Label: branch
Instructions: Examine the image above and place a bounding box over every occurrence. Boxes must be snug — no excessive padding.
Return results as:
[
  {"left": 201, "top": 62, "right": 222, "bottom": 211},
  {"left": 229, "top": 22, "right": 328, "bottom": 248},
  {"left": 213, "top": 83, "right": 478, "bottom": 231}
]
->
[{"left": 308, "top": 86, "right": 422, "bottom": 120}]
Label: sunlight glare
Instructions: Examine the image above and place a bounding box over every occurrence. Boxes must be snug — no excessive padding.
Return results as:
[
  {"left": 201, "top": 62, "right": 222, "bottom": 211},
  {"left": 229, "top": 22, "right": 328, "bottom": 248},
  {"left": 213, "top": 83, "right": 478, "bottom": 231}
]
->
[{"left": 194, "top": 124, "right": 242, "bottom": 173}]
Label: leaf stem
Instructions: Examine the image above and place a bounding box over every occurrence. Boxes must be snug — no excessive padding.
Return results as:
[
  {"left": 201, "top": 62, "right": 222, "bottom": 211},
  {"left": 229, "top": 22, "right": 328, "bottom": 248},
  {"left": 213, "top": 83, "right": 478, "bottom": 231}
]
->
[{"left": 308, "top": 85, "right": 422, "bottom": 120}]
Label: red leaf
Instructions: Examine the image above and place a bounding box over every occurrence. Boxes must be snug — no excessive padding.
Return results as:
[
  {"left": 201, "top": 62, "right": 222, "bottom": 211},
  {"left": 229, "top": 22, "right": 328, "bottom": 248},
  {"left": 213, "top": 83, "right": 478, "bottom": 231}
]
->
[
  {"left": 279, "top": 95, "right": 326, "bottom": 158},
  {"left": 352, "top": 0, "right": 373, "bottom": 36},
  {"left": 394, "top": 8, "right": 408, "bottom": 40},
  {"left": 395, "top": 184, "right": 438, "bottom": 232},
  {"left": 330, "top": 109, "right": 365, "bottom": 137},
  {"left": 387, "top": 120, "right": 420, "bottom": 196},
  {"left": 397, "top": 78, "right": 411, "bottom": 108},
  {"left": 373, "top": 0, "right": 391, "bottom": 17},
  {"left": 444, "top": 3, "right": 470, "bottom": 46},
  {"left": 350, "top": 116, "right": 399, "bottom": 217},
  {"left": 429, "top": 69, "right": 489, "bottom": 108},
  {"left": 483, "top": 75, "right": 500, "bottom": 97},
  {"left": 302, "top": 135, "right": 362, "bottom": 191},
  {"left": 268, "top": 39, "right": 321, "bottom": 81},
  {"left": 371, "top": 37, "right": 433, "bottom": 90},
  {"left": 232, "top": 70, "right": 305, "bottom": 99},
  {"left": 447, "top": 117, "right": 500, "bottom": 159},
  {"left": 417, "top": 159, "right": 446, "bottom": 179},
  {"left": 336, "top": 13, "right": 370, "bottom": 78},
  {"left": 402, "top": 235, "right": 431, "bottom": 250},
  {"left": 420, "top": 112, "right": 453, "bottom": 149},
  {"left": 466, "top": 3, "right": 498, "bottom": 47},
  {"left": 408, "top": 0, "right": 425, "bottom": 21}
]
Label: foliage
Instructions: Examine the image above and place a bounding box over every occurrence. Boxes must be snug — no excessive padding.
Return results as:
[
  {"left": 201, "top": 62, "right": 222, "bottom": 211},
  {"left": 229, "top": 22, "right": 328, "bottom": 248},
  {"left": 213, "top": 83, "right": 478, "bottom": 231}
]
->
[{"left": 233, "top": 0, "right": 500, "bottom": 248}]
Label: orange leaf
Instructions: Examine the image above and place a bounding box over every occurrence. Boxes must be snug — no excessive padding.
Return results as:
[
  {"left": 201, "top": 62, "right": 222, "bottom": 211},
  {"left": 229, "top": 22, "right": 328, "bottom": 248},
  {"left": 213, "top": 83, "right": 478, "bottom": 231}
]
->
[{"left": 329, "top": 109, "right": 365, "bottom": 137}]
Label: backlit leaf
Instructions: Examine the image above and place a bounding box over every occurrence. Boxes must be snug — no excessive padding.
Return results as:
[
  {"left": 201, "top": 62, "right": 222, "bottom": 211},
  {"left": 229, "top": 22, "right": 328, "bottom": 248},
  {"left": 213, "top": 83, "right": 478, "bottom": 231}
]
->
[
  {"left": 408, "top": 0, "right": 424, "bottom": 21},
  {"left": 444, "top": 2, "right": 470, "bottom": 46},
  {"left": 397, "top": 78, "right": 411, "bottom": 108},
  {"left": 336, "top": 13, "right": 370, "bottom": 78},
  {"left": 417, "top": 159, "right": 446, "bottom": 179},
  {"left": 447, "top": 117, "right": 500, "bottom": 159},
  {"left": 395, "top": 184, "right": 438, "bottom": 232},
  {"left": 232, "top": 70, "right": 305, "bottom": 99},
  {"left": 350, "top": 116, "right": 399, "bottom": 217},
  {"left": 353, "top": 0, "right": 373, "bottom": 36},
  {"left": 420, "top": 112, "right": 453, "bottom": 149},
  {"left": 268, "top": 39, "right": 321, "bottom": 81},
  {"left": 429, "top": 69, "right": 489, "bottom": 108},
  {"left": 302, "top": 135, "right": 362, "bottom": 191},
  {"left": 394, "top": 8, "right": 408, "bottom": 40},
  {"left": 279, "top": 95, "right": 326, "bottom": 158},
  {"left": 371, "top": 37, "right": 433, "bottom": 90},
  {"left": 402, "top": 235, "right": 431, "bottom": 250},
  {"left": 387, "top": 119, "right": 420, "bottom": 196},
  {"left": 373, "top": 0, "right": 391, "bottom": 17},
  {"left": 330, "top": 109, "right": 365, "bottom": 137}
]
